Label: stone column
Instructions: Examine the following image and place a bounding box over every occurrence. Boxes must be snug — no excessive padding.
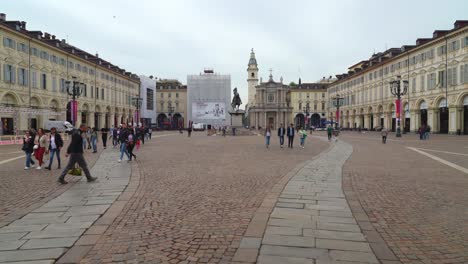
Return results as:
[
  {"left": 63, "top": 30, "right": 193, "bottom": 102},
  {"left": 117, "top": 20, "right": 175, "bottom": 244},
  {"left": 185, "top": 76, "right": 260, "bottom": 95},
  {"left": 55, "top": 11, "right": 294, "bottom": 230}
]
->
[
  {"left": 364, "top": 114, "right": 370, "bottom": 129},
  {"left": 448, "top": 106, "right": 459, "bottom": 134},
  {"left": 428, "top": 108, "right": 437, "bottom": 133},
  {"left": 264, "top": 112, "right": 267, "bottom": 129},
  {"left": 373, "top": 115, "right": 379, "bottom": 130},
  {"left": 411, "top": 110, "right": 418, "bottom": 133}
]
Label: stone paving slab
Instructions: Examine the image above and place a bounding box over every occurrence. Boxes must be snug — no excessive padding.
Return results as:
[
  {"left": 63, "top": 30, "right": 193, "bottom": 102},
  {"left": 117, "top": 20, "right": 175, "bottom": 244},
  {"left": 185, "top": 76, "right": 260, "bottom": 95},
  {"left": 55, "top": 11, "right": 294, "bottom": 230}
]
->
[
  {"left": 257, "top": 139, "right": 379, "bottom": 263},
  {"left": 0, "top": 149, "right": 131, "bottom": 263}
]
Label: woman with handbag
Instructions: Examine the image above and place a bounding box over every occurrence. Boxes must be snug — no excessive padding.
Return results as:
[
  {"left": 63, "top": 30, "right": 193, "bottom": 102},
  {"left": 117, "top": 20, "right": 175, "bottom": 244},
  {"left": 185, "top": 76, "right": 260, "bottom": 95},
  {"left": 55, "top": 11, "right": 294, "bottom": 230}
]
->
[
  {"left": 23, "top": 130, "right": 36, "bottom": 170},
  {"left": 34, "top": 128, "right": 48, "bottom": 170}
]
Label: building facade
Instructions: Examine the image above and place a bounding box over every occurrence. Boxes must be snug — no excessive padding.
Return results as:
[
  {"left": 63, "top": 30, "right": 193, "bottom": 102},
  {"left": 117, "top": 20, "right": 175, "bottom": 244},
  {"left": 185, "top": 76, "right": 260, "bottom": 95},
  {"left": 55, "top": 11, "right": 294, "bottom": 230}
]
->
[
  {"left": 0, "top": 13, "right": 140, "bottom": 135},
  {"left": 327, "top": 20, "right": 468, "bottom": 134},
  {"left": 155, "top": 79, "right": 186, "bottom": 129},
  {"left": 139, "top": 75, "right": 156, "bottom": 127},
  {"left": 187, "top": 69, "right": 231, "bottom": 127},
  {"left": 248, "top": 72, "right": 292, "bottom": 129},
  {"left": 290, "top": 80, "right": 329, "bottom": 128}
]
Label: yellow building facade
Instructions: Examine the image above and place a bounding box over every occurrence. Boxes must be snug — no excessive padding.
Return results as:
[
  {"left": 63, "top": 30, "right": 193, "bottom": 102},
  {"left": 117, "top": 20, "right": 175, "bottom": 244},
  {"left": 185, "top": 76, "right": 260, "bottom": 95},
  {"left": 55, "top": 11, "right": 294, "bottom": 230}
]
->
[
  {"left": 0, "top": 14, "right": 140, "bottom": 135},
  {"left": 156, "top": 79, "right": 187, "bottom": 129},
  {"left": 328, "top": 20, "right": 468, "bottom": 134},
  {"left": 290, "top": 81, "right": 329, "bottom": 128}
]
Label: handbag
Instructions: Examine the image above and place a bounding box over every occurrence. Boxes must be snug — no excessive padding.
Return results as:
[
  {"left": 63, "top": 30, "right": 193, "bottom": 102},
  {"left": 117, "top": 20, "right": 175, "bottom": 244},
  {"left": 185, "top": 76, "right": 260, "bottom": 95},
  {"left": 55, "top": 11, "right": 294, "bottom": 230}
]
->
[{"left": 68, "top": 165, "right": 82, "bottom": 176}]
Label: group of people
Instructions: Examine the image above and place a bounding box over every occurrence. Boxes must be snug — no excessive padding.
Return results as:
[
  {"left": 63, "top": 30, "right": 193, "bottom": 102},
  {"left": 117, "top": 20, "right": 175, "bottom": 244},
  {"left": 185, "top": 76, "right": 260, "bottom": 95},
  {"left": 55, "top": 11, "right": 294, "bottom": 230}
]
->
[
  {"left": 21, "top": 123, "right": 153, "bottom": 184},
  {"left": 264, "top": 123, "right": 309, "bottom": 149},
  {"left": 22, "top": 124, "right": 97, "bottom": 184},
  {"left": 22, "top": 127, "right": 64, "bottom": 170},
  {"left": 418, "top": 125, "right": 431, "bottom": 140}
]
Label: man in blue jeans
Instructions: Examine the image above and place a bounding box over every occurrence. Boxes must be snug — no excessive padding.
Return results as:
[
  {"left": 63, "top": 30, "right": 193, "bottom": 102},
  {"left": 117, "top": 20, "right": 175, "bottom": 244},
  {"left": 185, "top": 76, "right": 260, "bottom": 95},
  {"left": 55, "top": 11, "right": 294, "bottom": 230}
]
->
[
  {"left": 118, "top": 124, "right": 130, "bottom": 162},
  {"left": 45, "top": 127, "right": 63, "bottom": 170}
]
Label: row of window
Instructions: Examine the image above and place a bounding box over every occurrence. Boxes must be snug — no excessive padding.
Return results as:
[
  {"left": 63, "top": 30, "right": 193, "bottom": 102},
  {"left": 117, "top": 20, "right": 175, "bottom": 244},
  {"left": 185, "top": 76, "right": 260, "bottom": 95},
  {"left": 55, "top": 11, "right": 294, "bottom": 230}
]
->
[
  {"left": 297, "top": 102, "right": 326, "bottom": 111},
  {"left": 3, "top": 36, "right": 136, "bottom": 89},
  {"left": 297, "top": 92, "right": 326, "bottom": 99},
  {"left": 1, "top": 64, "right": 140, "bottom": 105},
  {"left": 159, "top": 102, "right": 180, "bottom": 112},
  {"left": 159, "top": 92, "right": 179, "bottom": 98},
  {"left": 158, "top": 85, "right": 181, "bottom": 90},
  {"left": 330, "top": 63, "right": 468, "bottom": 107},
  {"left": 330, "top": 36, "right": 468, "bottom": 93}
]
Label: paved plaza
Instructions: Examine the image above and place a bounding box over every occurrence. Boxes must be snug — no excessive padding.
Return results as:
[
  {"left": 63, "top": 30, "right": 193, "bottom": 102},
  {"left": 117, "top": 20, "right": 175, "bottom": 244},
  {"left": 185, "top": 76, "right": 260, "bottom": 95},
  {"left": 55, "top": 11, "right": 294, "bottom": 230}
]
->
[{"left": 0, "top": 131, "right": 467, "bottom": 263}]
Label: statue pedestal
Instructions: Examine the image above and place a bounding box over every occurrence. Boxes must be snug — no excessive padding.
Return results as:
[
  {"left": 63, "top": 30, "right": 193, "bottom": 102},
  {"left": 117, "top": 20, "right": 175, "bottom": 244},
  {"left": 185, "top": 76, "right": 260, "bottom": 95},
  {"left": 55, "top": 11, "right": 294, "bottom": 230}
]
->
[{"left": 229, "top": 110, "right": 245, "bottom": 128}]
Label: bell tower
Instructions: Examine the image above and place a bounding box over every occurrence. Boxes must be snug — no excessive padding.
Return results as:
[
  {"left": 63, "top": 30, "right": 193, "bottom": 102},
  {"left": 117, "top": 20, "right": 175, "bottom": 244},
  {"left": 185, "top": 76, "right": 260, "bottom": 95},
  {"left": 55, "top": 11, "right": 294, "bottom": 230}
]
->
[{"left": 247, "top": 49, "right": 259, "bottom": 106}]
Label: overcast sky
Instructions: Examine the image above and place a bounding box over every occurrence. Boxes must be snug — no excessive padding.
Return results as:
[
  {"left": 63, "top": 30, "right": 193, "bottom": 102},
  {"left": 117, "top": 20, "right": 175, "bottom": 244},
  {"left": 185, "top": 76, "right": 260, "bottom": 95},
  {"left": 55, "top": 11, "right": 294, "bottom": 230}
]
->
[{"left": 3, "top": 0, "right": 467, "bottom": 105}]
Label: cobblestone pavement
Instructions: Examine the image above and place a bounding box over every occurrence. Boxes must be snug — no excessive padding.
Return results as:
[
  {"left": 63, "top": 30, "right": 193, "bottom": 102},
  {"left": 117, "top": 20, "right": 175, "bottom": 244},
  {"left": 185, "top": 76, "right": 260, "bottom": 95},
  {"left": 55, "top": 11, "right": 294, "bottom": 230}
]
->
[
  {"left": 81, "top": 132, "right": 328, "bottom": 263},
  {"left": 0, "top": 138, "right": 105, "bottom": 226},
  {"left": 0, "top": 147, "right": 131, "bottom": 263},
  {"left": 336, "top": 131, "right": 468, "bottom": 264},
  {"left": 255, "top": 138, "right": 379, "bottom": 264}
]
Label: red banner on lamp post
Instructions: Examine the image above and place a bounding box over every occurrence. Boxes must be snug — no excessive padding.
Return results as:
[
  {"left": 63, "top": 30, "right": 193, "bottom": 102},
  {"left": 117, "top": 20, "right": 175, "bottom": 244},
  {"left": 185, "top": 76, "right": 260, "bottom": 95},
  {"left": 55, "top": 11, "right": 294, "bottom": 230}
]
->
[
  {"left": 71, "top": 100, "right": 78, "bottom": 125},
  {"left": 336, "top": 110, "right": 340, "bottom": 125},
  {"left": 395, "top": 99, "right": 401, "bottom": 120}
]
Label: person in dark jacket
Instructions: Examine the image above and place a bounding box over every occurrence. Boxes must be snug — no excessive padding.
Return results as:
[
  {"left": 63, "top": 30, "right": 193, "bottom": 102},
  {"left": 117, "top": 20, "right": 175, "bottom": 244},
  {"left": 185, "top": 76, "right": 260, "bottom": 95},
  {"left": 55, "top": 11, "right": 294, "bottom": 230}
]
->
[
  {"left": 287, "top": 123, "right": 295, "bottom": 148},
  {"left": 118, "top": 124, "right": 130, "bottom": 162},
  {"left": 101, "top": 127, "right": 108, "bottom": 149},
  {"left": 45, "top": 127, "right": 64, "bottom": 170},
  {"left": 277, "top": 123, "right": 286, "bottom": 148},
  {"left": 58, "top": 124, "right": 97, "bottom": 184},
  {"left": 22, "top": 130, "right": 36, "bottom": 170}
]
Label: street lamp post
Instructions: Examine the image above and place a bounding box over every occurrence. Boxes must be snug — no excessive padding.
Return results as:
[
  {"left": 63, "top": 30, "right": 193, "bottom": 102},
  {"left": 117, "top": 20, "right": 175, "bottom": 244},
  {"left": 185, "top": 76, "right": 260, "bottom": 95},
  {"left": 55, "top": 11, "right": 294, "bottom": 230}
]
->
[
  {"left": 131, "top": 97, "right": 143, "bottom": 127},
  {"left": 303, "top": 104, "right": 310, "bottom": 129},
  {"left": 390, "top": 75, "right": 408, "bottom": 138},
  {"left": 168, "top": 106, "right": 175, "bottom": 130},
  {"left": 332, "top": 94, "right": 344, "bottom": 129},
  {"left": 66, "top": 77, "right": 85, "bottom": 126}
]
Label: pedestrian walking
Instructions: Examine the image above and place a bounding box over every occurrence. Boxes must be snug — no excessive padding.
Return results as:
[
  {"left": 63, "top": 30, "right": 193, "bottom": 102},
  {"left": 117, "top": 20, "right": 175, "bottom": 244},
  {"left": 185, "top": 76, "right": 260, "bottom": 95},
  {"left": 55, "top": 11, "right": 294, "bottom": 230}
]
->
[
  {"left": 381, "top": 127, "right": 388, "bottom": 144},
  {"left": 34, "top": 128, "right": 48, "bottom": 170},
  {"left": 58, "top": 124, "right": 97, "bottom": 184},
  {"left": 287, "top": 123, "right": 295, "bottom": 148},
  {"left": 101, "top": 127, "right": 108, "bottom": 149},
  {"left": 425, "top": 125, "right": 431, "bottom": 140},
  {"left": 265, "top": 127, "right": 271, "bottom": 148},
  {"left": 91, "top": 127, "right": 98, "bottom": 153},
  {"left": 127, "top": 130, "right": 137, "bottom": 161},
  {"left": 118, "top": 124, "right": 130, "bottom": 162},
  {"left": 86, "top": 127, "right": 92, "bottom": 149},
  {"left": 277, "top": 123, "right": 285, "bottom": 148},
  {"left": 299, "top": 127, "right": 307, "bottom": 148},
  {"left": 112, "top": 127, "right": 118, "bottom": 147},
  {"left": 82, "top": 130, "right": 87, "bottom": 150},
  {"left": 45, "top": 127, "right": 63, "bottom": 170},
  {"left": 327, "top": 125, "right": 333, "bottom": 141},
  {"left": 139, "top": 126, "right": 145, "bottom": 145},
  {"left": 22, "top": 130, "right": 36, "bottom": 170}
]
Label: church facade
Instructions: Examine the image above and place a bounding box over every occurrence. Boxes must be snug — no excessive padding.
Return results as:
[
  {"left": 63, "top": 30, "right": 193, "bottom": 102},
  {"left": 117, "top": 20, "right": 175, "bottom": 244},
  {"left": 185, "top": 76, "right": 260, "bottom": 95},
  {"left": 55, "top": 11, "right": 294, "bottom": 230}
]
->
[{"left": 247, "top": 50, "right": 293, "bottom": 129}]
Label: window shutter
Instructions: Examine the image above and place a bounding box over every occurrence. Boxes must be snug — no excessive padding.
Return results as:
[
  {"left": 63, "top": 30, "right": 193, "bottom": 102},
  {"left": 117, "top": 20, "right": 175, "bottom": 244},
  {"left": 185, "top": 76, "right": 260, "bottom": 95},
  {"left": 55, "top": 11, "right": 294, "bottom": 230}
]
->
[
  {"left": 25, "top": 70, "right": 29, "bottom": 86},
  {"left": 18, "top": 68, "right": 23, "bottom": 84},
  {"left": 11, "top": 66, "right": 16, "bottom": 83}
]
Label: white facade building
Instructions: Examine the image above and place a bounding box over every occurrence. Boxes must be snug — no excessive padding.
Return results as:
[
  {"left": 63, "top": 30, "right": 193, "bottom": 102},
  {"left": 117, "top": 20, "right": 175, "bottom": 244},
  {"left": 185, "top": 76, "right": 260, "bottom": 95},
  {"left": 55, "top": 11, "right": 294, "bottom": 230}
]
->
[
  {"left": 139, "top": 75, "right": 156, "bottom": 127},
  {"left": 187, "top": 69, "right": 231, "bottom": 127}
]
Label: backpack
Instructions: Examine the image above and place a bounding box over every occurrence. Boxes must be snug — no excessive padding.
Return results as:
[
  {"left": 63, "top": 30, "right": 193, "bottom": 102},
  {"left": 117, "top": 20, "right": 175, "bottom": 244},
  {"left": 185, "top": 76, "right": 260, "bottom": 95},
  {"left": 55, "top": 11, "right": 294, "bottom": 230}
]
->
[{"left": 128, "top": 134, "right": 134, "bottom": 142}]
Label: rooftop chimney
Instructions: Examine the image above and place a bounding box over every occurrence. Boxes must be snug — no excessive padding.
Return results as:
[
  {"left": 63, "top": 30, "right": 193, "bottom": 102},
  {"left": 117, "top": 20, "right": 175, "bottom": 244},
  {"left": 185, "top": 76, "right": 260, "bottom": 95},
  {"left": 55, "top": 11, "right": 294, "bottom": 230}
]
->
[
  {"left": 95, "top": 53, "right": 99, "bottom": 58},
  {"left": 20, "top": 21, "right": 26, "bottom": 30},
  {"left": 0, "top": 13, "right": 6, "bottom": 22},
  {"left": 51, "top": 35, "right": 56, "bottom": 40},
  {"left": 44, "top": 32, "right": 51, "bottom": 39}
]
